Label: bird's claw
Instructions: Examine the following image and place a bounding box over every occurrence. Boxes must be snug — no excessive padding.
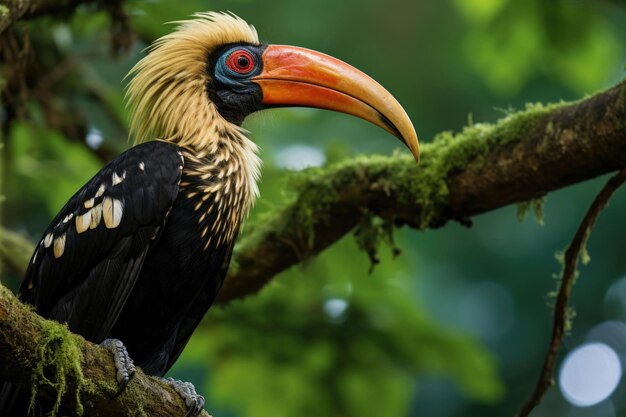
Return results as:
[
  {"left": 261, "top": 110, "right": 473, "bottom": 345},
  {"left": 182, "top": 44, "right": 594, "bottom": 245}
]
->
[
  {"left": 162, "top": 377, "right": 206, "bottom": 417},
  {"left": 101, "top": 338, "right": 136, "bottom": 398}
]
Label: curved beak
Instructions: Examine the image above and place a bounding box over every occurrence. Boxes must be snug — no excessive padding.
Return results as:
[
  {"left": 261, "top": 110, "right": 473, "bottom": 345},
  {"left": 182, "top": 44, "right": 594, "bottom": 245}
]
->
[{"left": 252, "top": 45, "right": 419, "bottom": 163}]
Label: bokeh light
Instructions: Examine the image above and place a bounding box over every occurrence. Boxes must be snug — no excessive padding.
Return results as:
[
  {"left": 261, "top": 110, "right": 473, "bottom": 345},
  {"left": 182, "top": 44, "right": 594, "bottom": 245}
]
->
[
  {"left": 586, "top": 321, "right": 626, "bottom": 354},
  {"left": 559, "top": 343, "right": 622, "bottom": 407},
  {"left": 85, "top": 127, "right": 103, "bottom": 150},
  {"left": 275, "top": 144, "right": 325, "bottom": 170},
  {"left": 323, "top": 298, "right": 349, "bottom": 319},
  {"left": 604, "top": 276, "right": 626, "bottom": 322}
]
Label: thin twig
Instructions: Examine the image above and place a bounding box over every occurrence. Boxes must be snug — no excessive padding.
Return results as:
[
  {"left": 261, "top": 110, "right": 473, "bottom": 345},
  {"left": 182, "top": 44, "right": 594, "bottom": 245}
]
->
[{"left": 517, "top": 167, "right": 626, "bottom": 417}]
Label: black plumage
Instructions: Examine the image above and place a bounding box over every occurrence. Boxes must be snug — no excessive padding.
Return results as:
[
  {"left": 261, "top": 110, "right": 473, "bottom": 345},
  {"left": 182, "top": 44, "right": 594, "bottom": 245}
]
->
[{"left": 0, "top": 140, "right": 244, "bottom": 415}]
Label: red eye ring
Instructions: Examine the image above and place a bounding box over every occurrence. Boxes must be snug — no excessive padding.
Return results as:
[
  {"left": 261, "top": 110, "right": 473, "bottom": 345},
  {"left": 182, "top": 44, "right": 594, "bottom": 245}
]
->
[{"left": 226, "top": 50, "right": 255, "bottom": 74}]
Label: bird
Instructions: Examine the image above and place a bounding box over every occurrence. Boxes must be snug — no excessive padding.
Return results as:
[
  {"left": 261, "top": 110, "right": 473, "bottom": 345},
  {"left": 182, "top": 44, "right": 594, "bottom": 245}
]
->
[{"left": 0, "top": 11, "right": 419, "bottom": 417}]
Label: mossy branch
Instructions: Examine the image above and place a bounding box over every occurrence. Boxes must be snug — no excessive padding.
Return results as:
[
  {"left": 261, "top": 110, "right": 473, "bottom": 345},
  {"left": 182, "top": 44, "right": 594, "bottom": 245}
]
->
[
  {"left": 218, "top": 80, "right": 626, "bottom": 302},
  {"left": 0, "top": 284, "right": 210, "bottom": 417}
]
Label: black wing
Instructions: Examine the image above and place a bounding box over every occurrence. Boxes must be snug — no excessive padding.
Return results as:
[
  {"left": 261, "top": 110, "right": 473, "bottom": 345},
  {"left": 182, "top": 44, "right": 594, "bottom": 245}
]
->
[{"left": 19, "top": 140, "right": 183, "bottom": 342}]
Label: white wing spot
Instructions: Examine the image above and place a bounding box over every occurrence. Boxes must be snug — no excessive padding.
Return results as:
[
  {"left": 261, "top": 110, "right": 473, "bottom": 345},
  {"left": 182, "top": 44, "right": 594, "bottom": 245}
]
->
[
  {"left": 76, "top": 210, "right": 92, "bottom": 234},
  {"left": 84, "top": 198, "right": 95, "bottom": 209},
  {"left": 112, "top": 171, "right": 126, "bottom": 186},
  {"left": 139, "top": 162, "right": 145, "bottom": 171},
  {"left": 90, "top": 204, "right": 102, "bottom": 229},
  {"left": 63, "top": 213, "right": 74, "bottom": 223},
  {"left": 103, "top": 197, "right": 124, "bottom": 228},
  {"left": 43, "top": 233, "right": 53, "bottom": 248},
  {"left": 95, "top": 184, "right": 106, "bottom": 198},
  {"left": 53, "top": 233, "right": 66, "bottom": 258}
]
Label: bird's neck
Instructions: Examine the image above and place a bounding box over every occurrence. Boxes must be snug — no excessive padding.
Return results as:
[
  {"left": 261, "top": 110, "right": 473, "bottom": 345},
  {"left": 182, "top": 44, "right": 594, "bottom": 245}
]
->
[{"left": 175, "top": 122, "right": 261, "bottom": 247}]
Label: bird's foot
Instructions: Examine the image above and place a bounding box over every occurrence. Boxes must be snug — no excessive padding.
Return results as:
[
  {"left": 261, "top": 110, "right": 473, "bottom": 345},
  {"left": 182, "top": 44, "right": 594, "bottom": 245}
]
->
[
  {"left": 161, "top": 377, "right": 205, "bottom": 417},
  {"left": 101, "top": 338, "right": 136, "bottom": 397}
]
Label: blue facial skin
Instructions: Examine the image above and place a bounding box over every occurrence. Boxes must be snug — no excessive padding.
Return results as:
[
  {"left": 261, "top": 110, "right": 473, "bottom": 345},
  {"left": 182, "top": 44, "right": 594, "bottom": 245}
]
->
[
  {"left": 209, "top": 43, "right": 266, "bottom": 125},
  {"left": 214, "top": 46, "right": 262, "bottom": 94}
]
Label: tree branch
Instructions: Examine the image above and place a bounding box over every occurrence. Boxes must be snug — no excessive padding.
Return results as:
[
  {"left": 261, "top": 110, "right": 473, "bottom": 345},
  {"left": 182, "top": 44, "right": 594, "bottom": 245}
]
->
[
  {"left": 517, "top": 167, "right": 626, "bottom": 416},
  {"left": 0, "top": 283, "right": 210, "bottom": 417},
  {"left": 218, "top": 80, "right": 626, "bottom": 302}
]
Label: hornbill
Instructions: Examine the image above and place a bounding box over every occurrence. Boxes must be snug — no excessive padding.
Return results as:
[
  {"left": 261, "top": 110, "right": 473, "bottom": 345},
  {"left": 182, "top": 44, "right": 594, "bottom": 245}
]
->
[{"left": 0, "top": 12, "right": 419, "bottom": 416}]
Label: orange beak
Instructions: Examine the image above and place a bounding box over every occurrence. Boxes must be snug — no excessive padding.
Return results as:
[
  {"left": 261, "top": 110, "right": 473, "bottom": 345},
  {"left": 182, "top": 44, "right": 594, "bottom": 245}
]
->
[{"left": 252, "top": 45, "right": 419, "bottom": 162}]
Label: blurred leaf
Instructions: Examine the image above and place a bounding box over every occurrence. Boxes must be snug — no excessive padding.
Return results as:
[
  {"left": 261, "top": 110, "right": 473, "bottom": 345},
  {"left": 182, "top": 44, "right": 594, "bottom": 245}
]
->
[
  {"left": 452, "top": 0, "right": 508, "bottom": 23},
  {"left": 453, "top": 0, "right": 623, "bottom": 95},
  {"left": 6, "top": 119, "right": 102, "bottom": 225},
  {"left": 129, "top": 0, "right": 214, "bottom": 39},
  {"left": 178, "top": 236, "right": 503, "bottom": 417}
]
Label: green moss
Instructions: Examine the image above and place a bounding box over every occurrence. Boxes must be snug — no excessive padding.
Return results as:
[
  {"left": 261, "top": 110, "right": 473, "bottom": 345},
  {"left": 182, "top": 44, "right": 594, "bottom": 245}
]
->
[
  {"left": 517, "top": 197, "right": 545, "bottom": 225},
  {"left": 516, "top": 201, "right": 531, "bottom": 223},
  {"left": 564, "top": 306, "right": 577, "bottom": 334},
  {"left": 122, "top": 382, "right": 150, "bottom": 417},
  {"left": 0, "top": 5, "right": 9, "bottom": 18},
  {"left": 579, "top": 227, "right": 592, "bottom": 266},
  {"left": 29, "top": 321, "right": 91, "bottom": 416},
  {"left": 353, "top": 212, "right": 399, "bottom": 272}
]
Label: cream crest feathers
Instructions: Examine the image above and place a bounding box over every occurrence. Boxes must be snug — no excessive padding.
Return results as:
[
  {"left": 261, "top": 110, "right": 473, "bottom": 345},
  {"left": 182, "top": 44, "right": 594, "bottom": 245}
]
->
[
  {"left": 126, "top": 12, "right": 262, "bottom": 204},
  {"left": 126, "top": 12, "right": 258, "bottom": 149}
]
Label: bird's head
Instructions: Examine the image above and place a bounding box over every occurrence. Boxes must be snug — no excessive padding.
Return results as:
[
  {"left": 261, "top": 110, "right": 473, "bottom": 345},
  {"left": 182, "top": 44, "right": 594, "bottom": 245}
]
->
[{"left": 127, "top": 12, "right": 419, "bottom": 162}]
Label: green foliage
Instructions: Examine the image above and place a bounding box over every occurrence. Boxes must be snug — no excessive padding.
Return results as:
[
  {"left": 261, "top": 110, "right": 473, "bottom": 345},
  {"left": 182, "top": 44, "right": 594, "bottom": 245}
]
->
[
  {"left": 178, "top": 236, "right": 503, "bottom": 417},
  {"left": 129, "top": 0, "right": 215, "bottom": 39},
  {"left": 452, "top": 0, "right": 624, "bottom": 95},
  {"left": 5, "top": 119, "right": 101, "bottom": 227}
]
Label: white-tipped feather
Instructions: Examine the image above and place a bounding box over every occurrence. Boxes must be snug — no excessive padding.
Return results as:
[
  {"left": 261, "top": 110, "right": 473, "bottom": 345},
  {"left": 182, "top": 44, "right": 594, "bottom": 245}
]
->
[
  {"left": 103, "top": 197, "right": 124, "bottom": 229},
  {"left": 76, "top": 210, "right": 92, "bottom": 234},
  {"left": 53, "top": 234, "right": 66, "bottom": 258}
]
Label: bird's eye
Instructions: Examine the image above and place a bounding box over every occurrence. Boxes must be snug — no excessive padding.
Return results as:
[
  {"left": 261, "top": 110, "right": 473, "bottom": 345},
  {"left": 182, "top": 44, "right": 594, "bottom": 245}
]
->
[{"left": 226, "top": 50, "right": 255, "bottom": 74}]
